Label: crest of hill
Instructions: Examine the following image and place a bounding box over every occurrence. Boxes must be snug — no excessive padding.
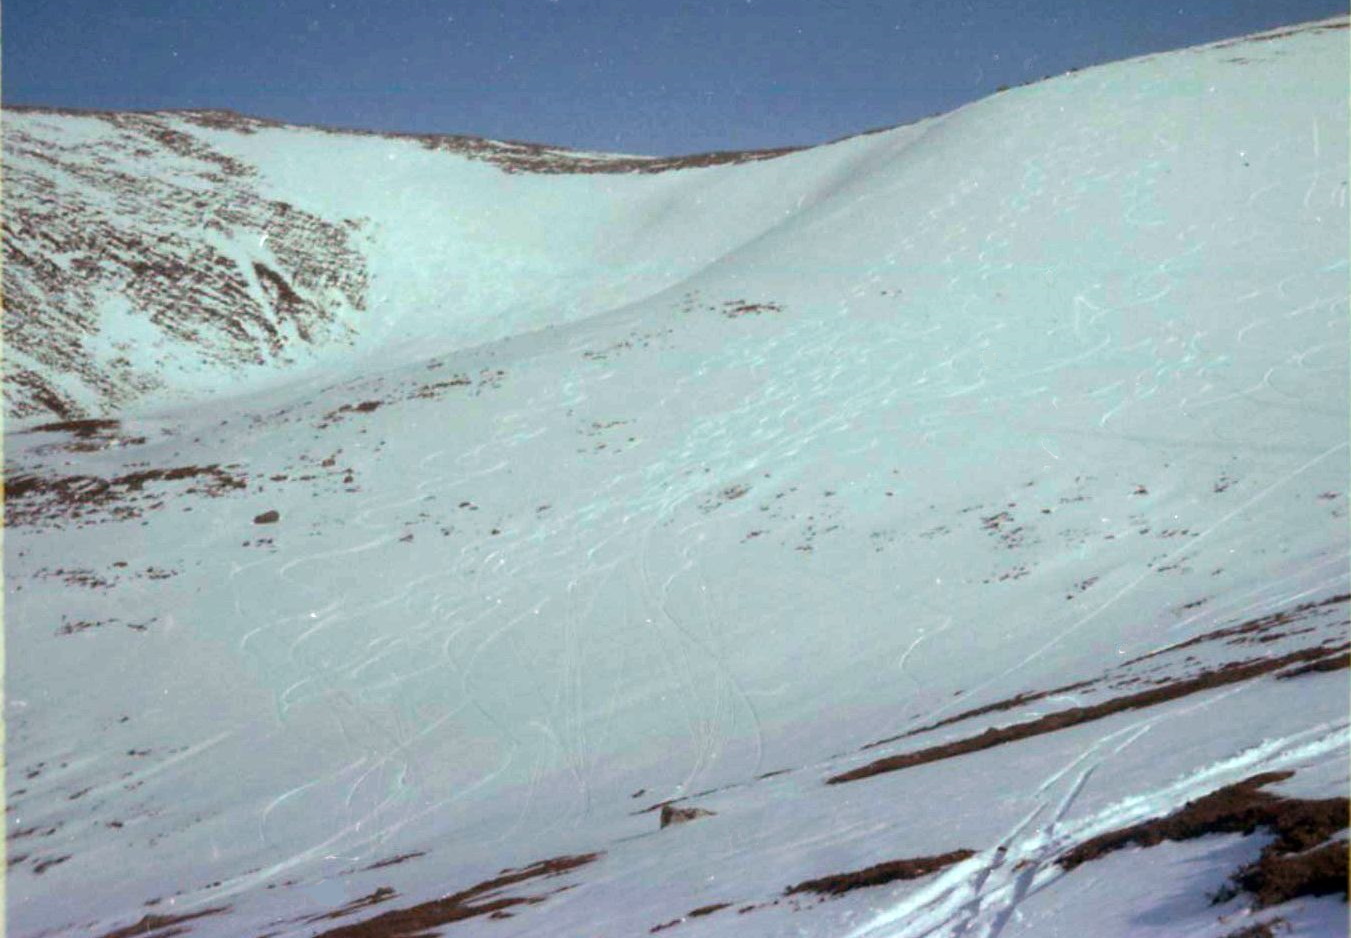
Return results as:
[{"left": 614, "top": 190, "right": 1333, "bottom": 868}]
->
[{"left": 2, "top": 14, "right": 1345, "bottom": 421}]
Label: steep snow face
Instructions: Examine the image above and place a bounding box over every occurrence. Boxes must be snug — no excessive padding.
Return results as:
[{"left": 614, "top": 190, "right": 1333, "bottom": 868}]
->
[{"left": 4, "top": 15, "right": 1349, "bottom": 938}]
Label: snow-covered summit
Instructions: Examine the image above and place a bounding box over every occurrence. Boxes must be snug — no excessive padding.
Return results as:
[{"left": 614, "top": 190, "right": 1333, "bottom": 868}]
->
[{"left": 1, "top": 97, "right": 858, "bottom": 420}]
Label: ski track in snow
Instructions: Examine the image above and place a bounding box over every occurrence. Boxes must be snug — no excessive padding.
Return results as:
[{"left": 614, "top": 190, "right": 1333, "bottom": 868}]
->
[{"left": 847, "top": 714, "right": 1350, "bottom": 938}]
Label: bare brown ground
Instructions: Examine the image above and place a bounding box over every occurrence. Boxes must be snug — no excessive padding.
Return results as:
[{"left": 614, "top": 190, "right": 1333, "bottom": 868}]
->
[
  {"left": 827, "top": 645, "right": 1347, "bottom": 785},
  {"left": 785, "top": 849, "right": 975, "bottom": 896},
  {"left": 308, "top": 853, "right": 600, "bottom": 938},
  {"left": 1059, "top": 771, "right": 1347, "bottom": 911},
  {"left": 94, "top": 906, "right": 229, "bottom": 938}
]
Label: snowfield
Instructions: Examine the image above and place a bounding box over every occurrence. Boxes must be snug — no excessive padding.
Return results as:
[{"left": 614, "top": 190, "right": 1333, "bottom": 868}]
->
[{"left": 4, "top": 16, "right": 1348, "bottom": 938}]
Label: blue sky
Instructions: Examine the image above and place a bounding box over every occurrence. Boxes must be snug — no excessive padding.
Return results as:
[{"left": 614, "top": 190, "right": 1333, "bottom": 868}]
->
[{"left": 5, "top": 1, "right": 1346, "bottom": 155}]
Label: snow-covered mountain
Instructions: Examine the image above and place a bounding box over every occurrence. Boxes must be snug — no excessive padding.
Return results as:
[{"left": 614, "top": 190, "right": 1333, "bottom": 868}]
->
[
  {"left": 2, "top": 103, "right": 801, "bottom": 421},
  {"left": 4, "top": 15, "right": 1348, "bottom": 938}
]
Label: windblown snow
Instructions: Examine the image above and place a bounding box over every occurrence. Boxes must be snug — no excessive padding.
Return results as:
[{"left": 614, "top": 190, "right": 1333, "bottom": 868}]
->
[{"left": 4, "top": 16, "right": 1348, "bottom": 938}]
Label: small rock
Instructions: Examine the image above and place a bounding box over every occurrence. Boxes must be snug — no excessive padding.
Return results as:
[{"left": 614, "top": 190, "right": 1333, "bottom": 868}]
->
[
  {"left": 660, "top": 804, "right": 716, "bottom": 829},
  {"left": 253, "top": 510, "right": 280, "bottom": 525}
]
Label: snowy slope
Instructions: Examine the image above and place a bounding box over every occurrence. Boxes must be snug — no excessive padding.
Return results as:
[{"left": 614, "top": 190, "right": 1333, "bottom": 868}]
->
[
  {"left": 2, "top": 101, "right": 886, "bottom": 419},
  {"left": 4, "top": 15, "right": 1349, "bottom": 938}
]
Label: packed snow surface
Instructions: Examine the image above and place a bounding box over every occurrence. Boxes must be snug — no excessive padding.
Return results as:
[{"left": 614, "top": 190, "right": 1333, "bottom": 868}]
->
[{"left": 4, "top": 16, "right": 1348, "bottom": 938}]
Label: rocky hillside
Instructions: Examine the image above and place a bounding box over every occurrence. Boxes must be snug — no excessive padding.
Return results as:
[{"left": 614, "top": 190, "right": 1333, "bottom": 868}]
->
[
  {"left": 3, "top": 109, "right": 372, "bottom": 418},
  {"left": 2, "top": 107, "right": 805, "bottom": 421}
]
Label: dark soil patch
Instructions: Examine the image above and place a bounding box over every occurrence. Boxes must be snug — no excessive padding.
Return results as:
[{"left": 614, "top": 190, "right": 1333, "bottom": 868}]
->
[
  {"left": 828, "top": 646, "right": 1347, "bottom": 785},
  {"left": 309, "top": 853, "right": 600, "bottom": 938},
  {"left": 785, "top": 849, "right": 975, "bottom": 896}
]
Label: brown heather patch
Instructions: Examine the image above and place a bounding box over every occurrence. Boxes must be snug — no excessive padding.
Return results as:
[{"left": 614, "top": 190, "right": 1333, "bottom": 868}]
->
[
  {"left": 863, "top": 679, "right": 1096, "bottom": 751},
  {"left": 1123, "top": 594, "right": 1350, "bottom": 665},
  {"left": 786, "top": 850, "right": 976, "bottom": 897},
  {"left": 9, "top": 105, "right": 807, "bottom": 175},
  {"left": 1059, "top": 771, "right": 1347, "bottom": 910},
  {"left": 1277, "top": 650, "right": 1350, "bottom": 679},
  {"left": 650, "top": 903, "right": 734, "bottom": 933},
  {"left": 27, "top": 418, "right": 122, "bottom": 438},
  {"left": 5, "top": 464, "right": 247, "bottom": 527},
  {"left": 305, "top": 887, "right": 400, "bottom": 924},
  {"left": 720, "top": 299, "right": 783, "bottom": 318},
  {"left": 315, "top": 399, "right": 385, "bottom": 429},
  {"left": 688, "top": 903, "right": 731, "bottom": 918},
  {"left": 162, "top": 107, "right": 806, "bottom": 176},
  {"left": 9, "top": 104, "right": 939, "bottom": 180},
  {"left": 1221, "top": 920, "right": 1289, "bottom": 938},
  {"left": 21, "top": 418, "right": 148, "bottom": 454},
  {"left": 1058, "top": 772, "right": 1342, "bottom": 870},
  {"left": 93, "top": 906, "right": 230, "bottom": 938},
  {"left": 358, "top": 852, "right": 427, "bottom": 873},
  {"left": 309, "top": 853, "right": 601, "bottom": 938},
  {"left": 1210, "top": 17, "right": 1348, "bottom": 50},
  {"left": 1229, "top": 841, "right": 1348, "bottom": 908},
  {"left": 411, "top": 376, "right": 471, "bottom": 399},
  {"left": 660, "top": 804, "right": 716, "bottom": 828},
  {"left": 828, "top": 645, "right": 1348, "bottom": 785},
  {"left": 854, "top": 594, "right": 1349, "bottom": 759}
]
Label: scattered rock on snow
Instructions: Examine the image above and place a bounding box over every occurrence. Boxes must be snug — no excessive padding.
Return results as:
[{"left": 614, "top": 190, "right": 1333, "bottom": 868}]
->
[{"left": 660, "top": 804, "right": 716, "bottom": 829}]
